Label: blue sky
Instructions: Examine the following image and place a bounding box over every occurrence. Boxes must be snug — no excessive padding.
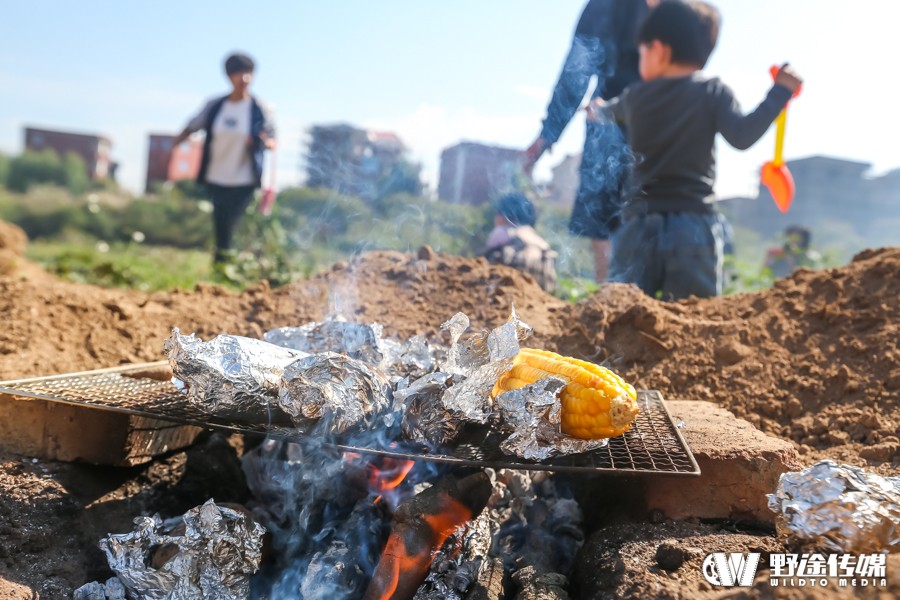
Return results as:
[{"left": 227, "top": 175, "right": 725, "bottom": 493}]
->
[{"left": 2, "top": 1, "right": 898, "bottom": 198}]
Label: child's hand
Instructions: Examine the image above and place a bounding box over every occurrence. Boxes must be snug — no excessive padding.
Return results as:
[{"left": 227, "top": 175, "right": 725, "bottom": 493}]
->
[{"left": 774, "top": 63, "right": 803, "bottom": 93}]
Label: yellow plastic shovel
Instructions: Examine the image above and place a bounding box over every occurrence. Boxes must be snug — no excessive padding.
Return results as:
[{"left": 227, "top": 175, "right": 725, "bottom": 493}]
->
[{"left": 760, "top": 66, "right": 802, "bottom": 213}]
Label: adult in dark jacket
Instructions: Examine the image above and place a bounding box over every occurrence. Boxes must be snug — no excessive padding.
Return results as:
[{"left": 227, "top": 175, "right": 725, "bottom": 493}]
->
[
  {"left": 172, "top": 52, "right": 276, "bottom": 264},
  {"left": 523, "top": 0, "right": 654, "bottom": 282}
]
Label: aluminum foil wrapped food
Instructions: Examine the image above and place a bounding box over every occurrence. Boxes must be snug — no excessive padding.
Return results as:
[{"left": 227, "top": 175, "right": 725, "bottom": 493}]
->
[
  {"left": 767, "top": 460, "right": 900, "bottom": 553},
  {"left": 393, "top": 372, "right": 462, "bottom": 447},
  {"left": 164, "top": 328, "right": 306, "bottom": 423},
  {"left": 438, "top": 310, "right": 531, "bottom": 424},
  {"left": 265, "top": 320, "right": 383, "bottom": 365},
  {"left": 98, "top": 499, "right": 266, "bottom": 600},
  {"left": 495, "top": 378, "right": 609, "bottom": 460},
  {"left": 278, "top": 351, "right": 393, "bottom": 433},
  {"left": 378, "top": 334, "right": 437, "bottom": 379},
  {"left": 266, "top": 320, "right": 436, "bottom": 379}
]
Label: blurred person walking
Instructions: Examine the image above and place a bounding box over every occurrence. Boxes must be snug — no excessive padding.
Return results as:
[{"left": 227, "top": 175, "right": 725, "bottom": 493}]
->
[
  {"left": 171, "top": 52, "right": 276, "bottom": 266},
  {"left": 523, "top": 0, "right": 656, "bottom": 282}
]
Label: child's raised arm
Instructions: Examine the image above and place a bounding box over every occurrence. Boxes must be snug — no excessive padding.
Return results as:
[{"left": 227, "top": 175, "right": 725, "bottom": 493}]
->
[{"left": 774, "top": 63, "right": 803, "bottom": 94}]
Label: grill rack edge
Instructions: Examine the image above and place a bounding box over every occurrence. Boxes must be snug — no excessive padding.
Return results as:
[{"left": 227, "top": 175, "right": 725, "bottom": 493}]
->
[{"left": 0, "top": 362, "right": 700, "bottom": 476}]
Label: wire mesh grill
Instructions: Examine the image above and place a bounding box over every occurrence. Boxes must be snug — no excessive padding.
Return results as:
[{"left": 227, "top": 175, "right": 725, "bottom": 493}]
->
[{"left": 0, "top": 363, "right": 699, "bottom": 476}]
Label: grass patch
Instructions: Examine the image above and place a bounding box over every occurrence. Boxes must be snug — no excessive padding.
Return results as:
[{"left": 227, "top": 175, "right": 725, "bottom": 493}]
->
[{"left": 26, "top": 241, "right": 213, "bottom": 292}]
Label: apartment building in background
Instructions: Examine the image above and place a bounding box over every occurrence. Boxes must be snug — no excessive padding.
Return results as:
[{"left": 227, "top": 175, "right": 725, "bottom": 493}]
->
[
  {"left": 437, "top": 141, "right": 522, "bottom": 205},
  {"left": 24, "top": 126, "right": 116, "bottom": 181},
  {"left": 305, "top": 123, "right": 407, "bottom": 201},
  {"left": 719, "top": 155, "right": 900, "bottom": 259},
  {"left": 145, "top": 134, "right": 202, "bottom": 192}
]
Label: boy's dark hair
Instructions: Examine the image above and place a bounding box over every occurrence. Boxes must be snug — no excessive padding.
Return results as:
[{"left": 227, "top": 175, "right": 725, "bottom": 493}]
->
[
  {"left": 638, "top": 0, "right": 721, "bottom": 68},
  {"left": 224, "top": 52, "right": 255, "bottom": 75},
  {"left": 495, "top": 193, "right": 537, "bottom": 227}
]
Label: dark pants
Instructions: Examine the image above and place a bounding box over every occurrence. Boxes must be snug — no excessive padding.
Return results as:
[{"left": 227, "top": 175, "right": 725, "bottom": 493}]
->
[
  {"left": 207, "top": 184, "right": 255, "bottom": 263},
  {"left": 609, "top": 212, "right": 728, "bottom": 300}
]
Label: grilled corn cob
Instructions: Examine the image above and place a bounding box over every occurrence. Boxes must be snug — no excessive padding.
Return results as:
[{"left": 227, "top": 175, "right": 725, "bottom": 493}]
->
[{"left": 491, "top": 348, "right": 639, "bottom": 439}]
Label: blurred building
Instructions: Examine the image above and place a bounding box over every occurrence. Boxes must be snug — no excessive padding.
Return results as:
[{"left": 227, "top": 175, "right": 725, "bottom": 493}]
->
[
  {"left": 305, "top": 123, "right": 408, "bottom": 200},
  {"left": 438, "top": 142, "right": 522, "bottom": 205},
  {"left": 548, "top": 153, "right": 581, "bottom": 209},
  {"left": 145, "top": 134, "right": 202, "bottom": 193},
  {"left": 719, "top": 155, "right": 900, "bottom": 259},
  {"left": 24, "top": 126, "right": 116, "bottom": 180}
]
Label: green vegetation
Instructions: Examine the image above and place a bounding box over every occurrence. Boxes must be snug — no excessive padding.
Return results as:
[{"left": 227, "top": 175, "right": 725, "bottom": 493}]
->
[
  {"left": 0, "top": 157, "right": 844, "bottom": 299},
  {"left": 27, "top": 240, "right": 211, "bottom": 291},
  {"left": 6, "top": 150, "right": 91, "bottom": 195}
]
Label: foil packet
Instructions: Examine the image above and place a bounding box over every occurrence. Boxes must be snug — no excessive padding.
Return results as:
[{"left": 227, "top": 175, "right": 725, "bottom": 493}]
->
[
  {"left": 98, "top": 500, "right": 266, "bottom": 600},
  {"left": 767, "top": 460, "right": 900, "bottom": 553},
  {"left": 265, "top": 320, "right": 436, "bottom": 379},
  {"left": 378, "top": 334, "right": 437, "bottom": 379},
  {"left": 278, "top": 352, "right": 393, "bottom": 434},
  {"left": 265, "top": 320, "right": 383, "bottom": 365},
  {"left": 394, "top": 372, "right": 462, "bottom": 447},
  {"left": 495, "top": 378, "right": 608, "bottom": 460},
  {"left": 439, "top": 310, "right": 532, "bottom": 424},
  {"left": 164, "top": 328, "right": 306, "bottom": 423}
]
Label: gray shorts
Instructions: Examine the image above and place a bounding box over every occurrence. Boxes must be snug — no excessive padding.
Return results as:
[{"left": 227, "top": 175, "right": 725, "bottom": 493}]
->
[{"left": 608, "top": 212, "right": 728, "bottom": 300}]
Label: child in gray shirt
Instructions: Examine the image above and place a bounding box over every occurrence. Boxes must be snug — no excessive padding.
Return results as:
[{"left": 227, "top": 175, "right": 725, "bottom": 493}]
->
[{"left": 592, "top": 0, "right": 802, "bottom": 299}]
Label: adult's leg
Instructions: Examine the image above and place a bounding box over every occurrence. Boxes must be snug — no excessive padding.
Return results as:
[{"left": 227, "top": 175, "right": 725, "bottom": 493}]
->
[
  {"left": 660, "top": 213, "right": 723, "bottom": 299},
  {"left": 210, "top": 185, "right": 255, "bottom": 262},
  {"left": 591, "top": 238, "right": 611, "bottom": 282},
  {"left": 569, "top": 120, "right": 631, "bottom": 282}
]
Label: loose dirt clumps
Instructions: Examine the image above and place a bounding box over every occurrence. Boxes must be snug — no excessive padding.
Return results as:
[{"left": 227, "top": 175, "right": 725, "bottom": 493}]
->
[{"left": 0, "top": 225, "right": 898, "bottom": 597}]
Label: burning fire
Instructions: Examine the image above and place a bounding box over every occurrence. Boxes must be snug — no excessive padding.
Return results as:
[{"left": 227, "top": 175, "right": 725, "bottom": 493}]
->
[
  {"left": 342, "top": 451, "right": 416, "bottom": 503},
  {"left": 363, "top": 472, "right": 491, "bottom": 600}
]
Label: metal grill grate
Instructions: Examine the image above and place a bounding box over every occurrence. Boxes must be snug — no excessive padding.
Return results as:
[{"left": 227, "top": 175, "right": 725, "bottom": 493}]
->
[{"left": 0, "top": 363, "right": 699, "bottom": 476}]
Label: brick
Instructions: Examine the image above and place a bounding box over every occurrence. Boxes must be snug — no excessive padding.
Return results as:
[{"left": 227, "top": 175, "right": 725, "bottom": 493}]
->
[
  {"left": 641, "top": 400, "right": 803, "bottom": 524},
  {"left": 0, "top": 393, "right": 201, "bottom": 466}
]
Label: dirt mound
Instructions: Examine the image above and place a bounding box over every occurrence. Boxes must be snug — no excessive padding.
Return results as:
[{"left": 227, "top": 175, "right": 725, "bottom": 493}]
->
[
  {"left": 0, "top": 220, "right": 27, "bottom": 276},
  {"left": 1, "top": 244, "right": 898, "bottom": 471},
  {"left": 0, "top": 247, "right": 565, "bottom": 380},
  {"left": 564, "top": 247, "right": 900, "bottom": 472},
  {"left": 0, "top": 220, "right": 26, "bottom": 256}
]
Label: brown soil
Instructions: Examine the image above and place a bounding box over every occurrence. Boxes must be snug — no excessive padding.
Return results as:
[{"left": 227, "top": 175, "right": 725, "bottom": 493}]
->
[{"left": 0, "top": 229, "right": 898, "bottom": 598}]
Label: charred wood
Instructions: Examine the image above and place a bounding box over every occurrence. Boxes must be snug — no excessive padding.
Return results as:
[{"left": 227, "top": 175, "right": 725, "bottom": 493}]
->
[
  {"left": 465, "top": 557, "right": 507, "bottom": 600},
  {"left": 511, "top": 566, "right": 569, "bottom": 600}
]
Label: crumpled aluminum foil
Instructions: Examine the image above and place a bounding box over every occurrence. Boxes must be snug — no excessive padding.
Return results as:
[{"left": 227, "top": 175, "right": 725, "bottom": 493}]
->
[
  {"left": 164, "top": 328, "right": 306, "bottom": 422},
  {"left": 767, "top": 460, "right": 900, "bottom": 553},
  {"left": 439, "top": 310, "right": 532, "bottom": 424},
  {"left": 98, "top": 500, "right": 266, "bottom": 600},
  {"left": 393, "top": 372, "right": 462, "bottom": 447},
  {"left": 278, "top": 351, "right": 393, "bottom": 433},
  {"left": 495, "top": 378, "right": 609, "bottom": 460},
  {"left": 378, "top": 334, "right": 436, "bottom": 379},
  {"left": 265, "top": 320, "right": 383, "bottom": 366},
  {"left": 265, "top": 320, "right": 437, "bottom": 379}
]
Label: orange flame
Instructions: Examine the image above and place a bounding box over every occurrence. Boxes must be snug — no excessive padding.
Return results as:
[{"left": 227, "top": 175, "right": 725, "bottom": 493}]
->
[
  {"left": 366, "top": 497, "right": 473, "bottom": 600},
  {"left": 368, "top": 457, "right": 415, "bottom": 494},
  {"left": 342, "top": 452, "right": 415, "bottom": 497}
]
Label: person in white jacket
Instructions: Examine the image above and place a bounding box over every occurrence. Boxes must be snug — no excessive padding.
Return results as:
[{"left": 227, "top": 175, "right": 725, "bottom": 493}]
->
[{"left": 172, "top": 52, "right": 276, "bottom": 265}]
